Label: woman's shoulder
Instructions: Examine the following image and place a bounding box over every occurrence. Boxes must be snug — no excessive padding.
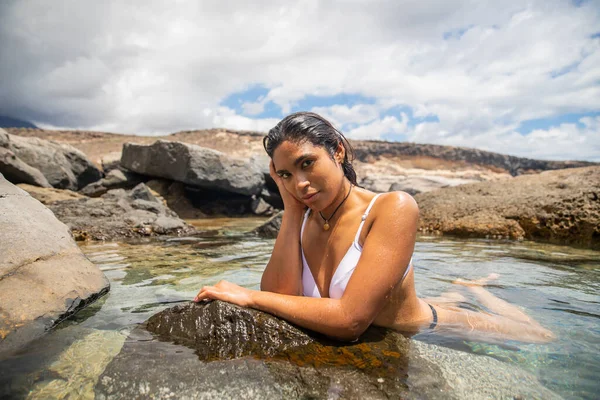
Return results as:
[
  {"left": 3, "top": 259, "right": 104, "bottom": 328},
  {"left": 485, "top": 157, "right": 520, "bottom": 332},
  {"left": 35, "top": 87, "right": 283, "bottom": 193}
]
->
[{"left": 372, "top": 190, "right": 419, "bottom": 219}]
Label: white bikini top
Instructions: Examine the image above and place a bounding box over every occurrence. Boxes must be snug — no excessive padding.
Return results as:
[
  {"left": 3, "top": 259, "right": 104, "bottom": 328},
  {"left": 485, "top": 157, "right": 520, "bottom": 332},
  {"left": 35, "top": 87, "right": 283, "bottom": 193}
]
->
[{"left": 301, "top": 193, "right": 413, "bottom": 299}]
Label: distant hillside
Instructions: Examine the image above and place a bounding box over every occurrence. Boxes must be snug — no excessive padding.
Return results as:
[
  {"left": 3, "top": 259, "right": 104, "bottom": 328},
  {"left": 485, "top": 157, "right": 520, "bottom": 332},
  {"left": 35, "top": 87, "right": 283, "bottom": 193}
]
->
[
  {"left": 4, "top": 127, "right": 597, "bottom": 176},
  {"left": 0, "top": 116, "right": 37, "bottom": 128}
]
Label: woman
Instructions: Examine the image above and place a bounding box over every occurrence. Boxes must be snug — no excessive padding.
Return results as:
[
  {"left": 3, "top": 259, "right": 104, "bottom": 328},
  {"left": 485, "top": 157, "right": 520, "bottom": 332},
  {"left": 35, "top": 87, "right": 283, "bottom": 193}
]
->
[{"left": 194, "top": 112, "right": 554, "bottom": 344}]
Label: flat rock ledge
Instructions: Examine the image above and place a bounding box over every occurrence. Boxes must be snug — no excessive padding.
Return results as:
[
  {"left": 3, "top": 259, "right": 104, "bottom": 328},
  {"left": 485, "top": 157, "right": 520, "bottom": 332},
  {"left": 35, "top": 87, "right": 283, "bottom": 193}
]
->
[
  {"left": 95, "top": 301, "right": 560, "bottom": 400},
  {"left": 416, "top": 166, "right": 600, "bottom": 248},
  {"left": 0, "top": 176, "right": 109, "bottom": 357}
]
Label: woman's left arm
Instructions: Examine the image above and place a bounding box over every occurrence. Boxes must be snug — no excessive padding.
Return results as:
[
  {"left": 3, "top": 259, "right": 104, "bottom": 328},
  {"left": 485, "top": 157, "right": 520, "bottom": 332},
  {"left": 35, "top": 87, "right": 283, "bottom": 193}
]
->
[{"left": 194, "top": 192, "right": 419, "bottom": 341}]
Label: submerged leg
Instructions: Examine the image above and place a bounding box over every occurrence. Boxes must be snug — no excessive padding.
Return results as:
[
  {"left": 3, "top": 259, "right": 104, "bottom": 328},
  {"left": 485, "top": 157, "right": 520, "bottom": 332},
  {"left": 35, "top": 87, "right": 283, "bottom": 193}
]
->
[
  {"left": 453, "top": 273, "right": 534, "bottom": 324},
  {"left": 422, "top": 291, "right": 467, "bottom": 307}
]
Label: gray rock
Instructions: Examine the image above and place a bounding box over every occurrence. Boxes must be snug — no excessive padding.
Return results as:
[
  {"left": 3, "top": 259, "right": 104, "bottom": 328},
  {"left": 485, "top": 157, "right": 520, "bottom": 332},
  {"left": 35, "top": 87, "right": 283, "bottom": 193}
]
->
[
  {"left": 253, "top": 211, "right": 283, "bottom": 238},
  {"left": 128, "top": 182, "right": 160, "bottom": 203},
  {"left": 121, "top": 140, "right": 264, "bottom": 196},
  {"left": 0, "top": 176, "right": 109, "bottom": 357},
  {"left": 0, "top": 147, "right": 51, "bottom": 187},
  {"left": 250, "top": 195, "right": 273, "bottom": 215},
  {"left": 80, "top": 169, "right": 144, "bottom": 197},
  {"left": 0, "top": 131, "right": 102, "bottom": 190},
  {"left": 95, "top": 301, "right": 561, "bottom": 400}
]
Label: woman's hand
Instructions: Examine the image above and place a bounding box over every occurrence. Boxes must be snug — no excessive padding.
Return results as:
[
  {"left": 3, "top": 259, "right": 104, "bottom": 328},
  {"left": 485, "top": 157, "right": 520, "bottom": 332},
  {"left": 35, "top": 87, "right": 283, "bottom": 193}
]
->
[
  {"left": 193, "top": 280, "right": 254, "bottom": 307},
  {"left": 269, "top": 161, "right": 306, "bottom": 214}
]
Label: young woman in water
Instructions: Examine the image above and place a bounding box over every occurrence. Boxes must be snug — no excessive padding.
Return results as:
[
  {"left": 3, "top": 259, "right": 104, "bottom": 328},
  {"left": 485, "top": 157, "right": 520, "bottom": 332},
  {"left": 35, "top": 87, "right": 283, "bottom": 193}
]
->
[{"left": 194, "top": 112, "right": 554, "bottom": 344}]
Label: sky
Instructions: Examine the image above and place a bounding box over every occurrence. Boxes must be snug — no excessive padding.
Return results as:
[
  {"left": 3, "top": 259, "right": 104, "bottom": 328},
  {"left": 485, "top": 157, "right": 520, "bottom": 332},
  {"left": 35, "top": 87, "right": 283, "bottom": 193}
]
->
[{"left": 0, "top": 0, "right": 599, "bottom": 161}]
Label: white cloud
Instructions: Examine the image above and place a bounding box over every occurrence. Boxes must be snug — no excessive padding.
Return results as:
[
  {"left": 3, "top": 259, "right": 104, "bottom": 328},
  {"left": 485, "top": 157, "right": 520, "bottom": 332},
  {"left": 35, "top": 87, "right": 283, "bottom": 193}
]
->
[{"left": 0, "top": 0, "right": 598, "bottom": 160}]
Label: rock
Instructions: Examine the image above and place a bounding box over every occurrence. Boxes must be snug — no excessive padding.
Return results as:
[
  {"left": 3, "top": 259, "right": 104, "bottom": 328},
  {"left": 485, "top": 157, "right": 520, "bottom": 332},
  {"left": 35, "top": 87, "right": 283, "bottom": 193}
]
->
[
  {"left": 95, "top": 301, "right": 560, "bottom": 399},
  {"left": 0, "top": 176, "right": 109, "bottom": 357},
  {"left": 260, "top": 187, "right": 283, "bottom": 210},
  {"left": 38, "top": 184, "right": 195, "bottom": 241},
  {"left": 0, "top": 147, "right": 51, "bottom": 187},
  {"left": 100, "top": 151, "right": 122, "bottom": 172},
  {"left": 360, "top": 174, "right": 399, "bottom": 193},
  {"left": 254, "top": 211, "right": 283, "bottom": 238},
  {"left": 79, "top": 168, "right": 144, "bottom": 197},
  {"left": 145, "top": 179, "right": 206, "bottom": 219},
  {"left": 389, "top": 176, "right": 478, "bottom": 195},
  {"left": 121, "top": 140, "right": 265, "bottom": 196},
  {"left": 415, "top": 166, "right": 600, "bottom": 248},
  {"left": 0, "top": 130, "right": 102, "bottom": 190},
  {"left": 250, "top": 195, "right": 273, "bottom": 215},
  {"left": 17, "top": 183, "right": 85, "bottom": 204}
]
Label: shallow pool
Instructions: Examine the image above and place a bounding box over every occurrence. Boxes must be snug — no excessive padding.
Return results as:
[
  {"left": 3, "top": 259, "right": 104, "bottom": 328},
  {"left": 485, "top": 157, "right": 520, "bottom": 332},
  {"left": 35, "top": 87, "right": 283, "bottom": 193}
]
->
[{"left": 1, "top": 218, "right": 599, "bottom": 399}]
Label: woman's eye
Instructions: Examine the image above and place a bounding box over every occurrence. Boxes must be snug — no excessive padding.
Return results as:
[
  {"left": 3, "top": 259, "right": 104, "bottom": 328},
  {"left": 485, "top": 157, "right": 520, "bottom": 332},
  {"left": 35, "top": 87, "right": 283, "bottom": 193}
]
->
[
  {"left": 278, "top": 172, "right": 291, "bottom": 179},
  {"left": 301, "top": 160, "right": 314, "bottom": 169}
]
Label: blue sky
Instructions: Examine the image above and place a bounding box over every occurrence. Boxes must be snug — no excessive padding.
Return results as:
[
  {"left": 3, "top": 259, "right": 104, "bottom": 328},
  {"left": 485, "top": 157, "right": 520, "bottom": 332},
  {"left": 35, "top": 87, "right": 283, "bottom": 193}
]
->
[{"left": 0, "top": 0, "right": 598, "bottom": 161}]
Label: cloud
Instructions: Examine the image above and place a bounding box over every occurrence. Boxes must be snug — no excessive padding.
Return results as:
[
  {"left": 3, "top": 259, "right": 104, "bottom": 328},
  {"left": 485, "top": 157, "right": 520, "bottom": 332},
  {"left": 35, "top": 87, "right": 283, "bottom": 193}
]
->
[{"left": 0, "top": 0, "right": 598, "bottom": 160}]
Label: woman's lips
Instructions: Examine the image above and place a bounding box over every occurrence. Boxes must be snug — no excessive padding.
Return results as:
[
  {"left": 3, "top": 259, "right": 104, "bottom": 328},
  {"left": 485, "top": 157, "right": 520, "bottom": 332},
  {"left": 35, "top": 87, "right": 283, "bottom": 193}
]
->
[{"left": 302, "top": 192, "right": 319, "bottom": 203}]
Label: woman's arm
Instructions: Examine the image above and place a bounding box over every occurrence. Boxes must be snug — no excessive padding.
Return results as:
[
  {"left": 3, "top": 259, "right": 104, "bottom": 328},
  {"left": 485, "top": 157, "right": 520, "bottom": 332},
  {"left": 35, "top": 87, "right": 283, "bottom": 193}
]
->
[
  {"left": 260, "top": 210, "right": 304, "bottom": 295},
  {"left": 196, "top": 192, "right": 419, "bottom": 341},
  {"left": 259, "top": 161, "right": 306, "bottom": 295}
]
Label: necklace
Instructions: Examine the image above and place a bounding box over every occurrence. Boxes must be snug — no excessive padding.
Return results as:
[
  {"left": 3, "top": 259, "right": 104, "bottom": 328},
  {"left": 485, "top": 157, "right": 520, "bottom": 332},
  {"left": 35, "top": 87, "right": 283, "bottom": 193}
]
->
[{"left": 319, "top": 184, "right": 353, "bottom": 231}]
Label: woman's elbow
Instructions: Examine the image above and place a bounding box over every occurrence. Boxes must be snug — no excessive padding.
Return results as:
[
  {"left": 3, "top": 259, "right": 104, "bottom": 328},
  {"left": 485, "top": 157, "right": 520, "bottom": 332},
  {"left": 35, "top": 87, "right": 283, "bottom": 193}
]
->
[{"left": 333, "top": 316, "right": 370, "bottom": 342}]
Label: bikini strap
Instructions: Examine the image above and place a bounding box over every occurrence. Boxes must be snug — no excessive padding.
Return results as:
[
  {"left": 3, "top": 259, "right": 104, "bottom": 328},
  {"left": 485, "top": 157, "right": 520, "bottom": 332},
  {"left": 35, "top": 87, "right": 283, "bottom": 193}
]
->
[
  {"left": 300, "top": 208, "right": 311, "bottom": 245},
  {"left": 354, "top": 193, "right": 383, "bottom": 244}
]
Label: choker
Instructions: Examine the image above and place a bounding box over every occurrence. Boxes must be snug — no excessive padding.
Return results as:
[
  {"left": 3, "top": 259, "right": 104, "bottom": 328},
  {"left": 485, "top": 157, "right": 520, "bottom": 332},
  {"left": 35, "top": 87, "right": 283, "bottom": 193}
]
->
[{"left": 319, "top": 184, "right": 353, "bottom": 231}]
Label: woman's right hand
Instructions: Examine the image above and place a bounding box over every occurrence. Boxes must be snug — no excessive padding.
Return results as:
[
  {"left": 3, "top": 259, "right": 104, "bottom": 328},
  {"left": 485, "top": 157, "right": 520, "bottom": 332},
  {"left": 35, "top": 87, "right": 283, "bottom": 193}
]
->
[{"left": 269, "top": 161, "right": 306, "bottom": 214}]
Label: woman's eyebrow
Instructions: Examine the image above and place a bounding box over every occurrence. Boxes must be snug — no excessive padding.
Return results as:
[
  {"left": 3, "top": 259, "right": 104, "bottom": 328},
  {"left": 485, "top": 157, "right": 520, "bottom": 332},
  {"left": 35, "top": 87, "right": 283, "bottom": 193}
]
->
[{"left": 293, "top": 154, "right": 312, "bottom": 166}]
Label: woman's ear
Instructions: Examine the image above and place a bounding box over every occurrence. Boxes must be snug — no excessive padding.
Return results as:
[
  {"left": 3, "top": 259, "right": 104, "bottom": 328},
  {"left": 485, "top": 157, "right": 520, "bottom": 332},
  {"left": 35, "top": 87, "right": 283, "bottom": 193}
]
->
[{"left": 335, "top": 142, "right": 345, "bottom": 164}]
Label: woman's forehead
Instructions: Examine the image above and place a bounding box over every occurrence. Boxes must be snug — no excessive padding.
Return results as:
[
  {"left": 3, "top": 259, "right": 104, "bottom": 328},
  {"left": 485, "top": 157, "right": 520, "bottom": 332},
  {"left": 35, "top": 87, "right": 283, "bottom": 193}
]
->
[{"left": 272, "top": 140, "right": 325, "bottom": 165}]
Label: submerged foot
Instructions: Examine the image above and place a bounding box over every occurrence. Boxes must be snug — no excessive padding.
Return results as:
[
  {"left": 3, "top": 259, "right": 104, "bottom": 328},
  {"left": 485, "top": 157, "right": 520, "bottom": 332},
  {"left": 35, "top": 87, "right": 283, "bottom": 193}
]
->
[{"left": 453, "top": 273, "right": 499, "bottom": 287}]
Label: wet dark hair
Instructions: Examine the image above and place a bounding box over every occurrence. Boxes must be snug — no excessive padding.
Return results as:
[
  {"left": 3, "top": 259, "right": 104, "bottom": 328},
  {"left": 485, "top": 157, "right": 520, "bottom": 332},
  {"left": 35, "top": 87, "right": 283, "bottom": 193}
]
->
[{"left": 263, "top": 112, "right": 358, "bottom": 186}]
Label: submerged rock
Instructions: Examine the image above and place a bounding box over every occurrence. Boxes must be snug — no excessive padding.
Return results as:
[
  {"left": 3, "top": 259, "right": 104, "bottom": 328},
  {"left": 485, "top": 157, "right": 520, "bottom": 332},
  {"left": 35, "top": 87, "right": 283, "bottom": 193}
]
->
[
  {"left": 416, "top": 166, "right": 600, "bottom": 248},
  {"left": 121, "top": 140, "right": 265, "bottom": 196},
  {"left": 0, "top": 176, "right": 109, "bottom": 357},
  {"left": 96, "top": 300, "right": 560, "bottom": 399},
  {"left": 253, "top": 211, "right": 283, "bottom": 239}
]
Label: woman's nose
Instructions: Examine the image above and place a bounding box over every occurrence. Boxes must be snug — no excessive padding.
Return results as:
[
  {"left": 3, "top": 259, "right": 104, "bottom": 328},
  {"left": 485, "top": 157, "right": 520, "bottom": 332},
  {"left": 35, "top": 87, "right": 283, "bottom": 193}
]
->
[{"left": 296, "top": 174, "right": 309, "bottom": 191}]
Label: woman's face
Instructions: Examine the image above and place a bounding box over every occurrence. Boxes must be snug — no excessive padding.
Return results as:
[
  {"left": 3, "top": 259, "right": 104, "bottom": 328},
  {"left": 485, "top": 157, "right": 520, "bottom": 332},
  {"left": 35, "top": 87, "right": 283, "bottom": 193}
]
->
[{"left": 272, "top": 140, "right": 345, "bottom": 211}]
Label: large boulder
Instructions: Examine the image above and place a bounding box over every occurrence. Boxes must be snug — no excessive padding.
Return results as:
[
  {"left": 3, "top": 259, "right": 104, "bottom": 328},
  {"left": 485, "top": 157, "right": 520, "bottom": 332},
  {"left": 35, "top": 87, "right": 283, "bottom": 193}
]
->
[
  {"left": 95, "top": 301, "right": 560, "bottom": 399},
  {"left": 0, "top": 175, "right": 110, "bottom": 357},
  {"left": 416, "top": 166, "right": 600, "bottom": 248},
  {"left": 0, "top": 129, "right": 102, "bottom": 190},
  {"left": 121, "top": 140, "right": 265, "bottom": 196},
  {"left": 34, "top": 183, "right": 196, "bottom": 241}
]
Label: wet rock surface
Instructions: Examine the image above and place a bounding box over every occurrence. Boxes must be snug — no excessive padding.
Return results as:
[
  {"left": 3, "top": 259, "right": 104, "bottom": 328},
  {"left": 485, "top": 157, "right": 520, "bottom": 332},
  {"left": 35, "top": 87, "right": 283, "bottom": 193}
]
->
[
  {"left": 0, "top": 129, "right": 102, "bottom": 190},
  {"left": 95, "top": 301, "right": 560, "bottom": 399},
  {"left": 0, "top": 176, "right": 109, "bottom": 357},
  {"left": 32, "top": 183, "right": 196, "bottom": 241},
  {"left": 253, "top": 211, "right": 283, "bottom": 238},
  {"left": 121, "top": 140, "right": 265, "bottom": 196},
  {"left": 416, "top": 166, "right": 600, "bottom": 248}
]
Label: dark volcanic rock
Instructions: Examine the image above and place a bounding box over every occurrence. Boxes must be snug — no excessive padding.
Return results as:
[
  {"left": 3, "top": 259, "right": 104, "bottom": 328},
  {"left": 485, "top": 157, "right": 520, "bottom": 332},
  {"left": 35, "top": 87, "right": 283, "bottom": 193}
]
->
[
  {"left": 0, "top": 147, "right": 51, "bottom": 188},
  {"left": 416, "top": 166, "right": 600, "bottom": 248},
  {"left": 0, "top": 176, "right": 109, "bottom": 357},
  {"left": 96, "top": 300, "right": 561, "bottom": 399},
  {"left": 0, "top": 129, "right": 102, "bottom": 190},
  {"left": 121, "top": 140, "right": 265, "bottom": 196}
]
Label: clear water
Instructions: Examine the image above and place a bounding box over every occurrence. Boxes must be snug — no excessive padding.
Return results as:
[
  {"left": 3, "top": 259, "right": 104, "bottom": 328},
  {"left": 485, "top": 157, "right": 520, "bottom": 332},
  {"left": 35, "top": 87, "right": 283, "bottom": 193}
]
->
[{"left": 1, "top": 217, "right": 599, "bottom": 399}]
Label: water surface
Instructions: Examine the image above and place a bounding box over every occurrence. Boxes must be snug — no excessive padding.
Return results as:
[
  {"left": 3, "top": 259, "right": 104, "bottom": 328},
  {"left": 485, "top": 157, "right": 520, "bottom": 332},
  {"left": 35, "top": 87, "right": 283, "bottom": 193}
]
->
[{"left": 1, "top": 218, "right": 599, "bottom": 399}]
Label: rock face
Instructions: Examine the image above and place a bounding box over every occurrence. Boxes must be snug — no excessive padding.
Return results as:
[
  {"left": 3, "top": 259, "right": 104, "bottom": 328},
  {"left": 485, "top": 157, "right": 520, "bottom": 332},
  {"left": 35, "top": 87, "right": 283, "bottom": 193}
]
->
[
  {"left": 416, "top": 166, "right": 600, "bottom": 248},
  {"left": 0, "top": 129, "right": 102, "bottom": 190},
  {"left": 20, "top": 183, "right": 196, "bottom": 241},
  {"left": 95, "top": 301, "right": 560, "bottom": 399},
  {"left": 0, "top": 176, "right": 109, "bottom": 357},
  {"left": 121, "top": 140, "right": 265, "bottom": 196}
]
